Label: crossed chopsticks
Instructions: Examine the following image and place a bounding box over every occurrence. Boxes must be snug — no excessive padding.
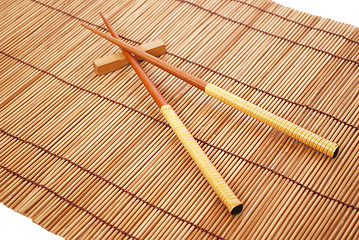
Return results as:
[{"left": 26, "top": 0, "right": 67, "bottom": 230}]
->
[{"left": 82, "top": 14, "right": 339, "bottom": 215}]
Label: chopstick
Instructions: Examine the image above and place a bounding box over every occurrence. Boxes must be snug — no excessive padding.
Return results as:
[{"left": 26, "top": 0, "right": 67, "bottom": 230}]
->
[
  {"left": 81, "top": 23, "right": 339, "bottom": 158},
  {"left": 98, "top": 14, "right": 243, "bottom": 215}
]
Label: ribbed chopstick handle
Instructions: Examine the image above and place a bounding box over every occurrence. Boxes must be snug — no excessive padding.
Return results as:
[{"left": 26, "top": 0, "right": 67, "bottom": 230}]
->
[
  {"left": 161, "top": 105, "right": 243, "bottom": 215},
  {"left": 205, "top": 84, "right": 339, "bottom": 158}
]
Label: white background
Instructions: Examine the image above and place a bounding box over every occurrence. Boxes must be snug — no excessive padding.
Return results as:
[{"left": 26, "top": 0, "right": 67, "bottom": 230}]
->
[{"left": 1, "top": 0, "right": 358, "bottom": 239}]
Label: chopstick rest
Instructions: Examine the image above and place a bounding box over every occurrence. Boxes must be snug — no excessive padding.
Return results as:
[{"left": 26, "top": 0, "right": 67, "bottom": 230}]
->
[{"left": 93, "top": 39, "right": 166, "bottom": 75}]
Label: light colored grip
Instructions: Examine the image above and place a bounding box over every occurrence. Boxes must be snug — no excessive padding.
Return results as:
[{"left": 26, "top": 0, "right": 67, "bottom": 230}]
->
[
  {"left": 161, "top": 105, "right": 243, "bottom": 215},
  {"left": 205, "top": 84, "right": 339, "bottom": 158}
]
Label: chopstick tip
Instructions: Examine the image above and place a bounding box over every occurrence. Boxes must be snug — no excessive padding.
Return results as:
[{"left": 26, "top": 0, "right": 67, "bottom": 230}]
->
[
  {"left": 99, "top": 12, "right": 110, "bottom": 27},
  {"left": 81, "top": 23, "right": 92, "bottom": 31}
]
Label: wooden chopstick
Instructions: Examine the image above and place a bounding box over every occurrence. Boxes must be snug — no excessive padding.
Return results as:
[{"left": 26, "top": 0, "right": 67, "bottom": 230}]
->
[
  {"left": 98, "top": 14, "right": 243, "bottom": 215},
  {"left": 81, "top": 23, "right": 339, "bottom": 158}
]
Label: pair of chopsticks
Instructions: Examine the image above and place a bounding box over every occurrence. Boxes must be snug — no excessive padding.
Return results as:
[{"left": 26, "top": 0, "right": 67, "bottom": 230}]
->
[
  {"left": 88, "top": 14, "right": 243, "bottom": 215},
  {"left": 82, "top": 14, "right": 339, "bottom": 214},
  {"left": 82, "top": 21, "right": 339, "bottom": 159}
]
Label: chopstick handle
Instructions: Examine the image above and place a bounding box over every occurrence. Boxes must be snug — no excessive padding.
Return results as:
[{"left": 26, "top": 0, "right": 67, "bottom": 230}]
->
[
  {"left": 205, "top": 84, "right": 339, "bottom": 158},
  {"left": 160, "top": 104, "right": 243, "bottom": 215}
]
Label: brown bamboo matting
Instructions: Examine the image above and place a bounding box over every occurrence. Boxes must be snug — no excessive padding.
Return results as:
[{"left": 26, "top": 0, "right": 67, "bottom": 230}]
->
[{"left": 1, "top": 0, "right": 359, "bottom": 239}]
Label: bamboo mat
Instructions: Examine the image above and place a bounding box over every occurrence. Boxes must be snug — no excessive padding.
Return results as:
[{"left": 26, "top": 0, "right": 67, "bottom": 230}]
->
[{"left": 0, "top": 0, "right": 359, "bottom": 239}]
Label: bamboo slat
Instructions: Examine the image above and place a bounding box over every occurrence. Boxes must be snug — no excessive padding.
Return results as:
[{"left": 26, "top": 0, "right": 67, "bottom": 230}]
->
[{"left": 0, "top": 0, "right": 359, "bottom": 239}]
